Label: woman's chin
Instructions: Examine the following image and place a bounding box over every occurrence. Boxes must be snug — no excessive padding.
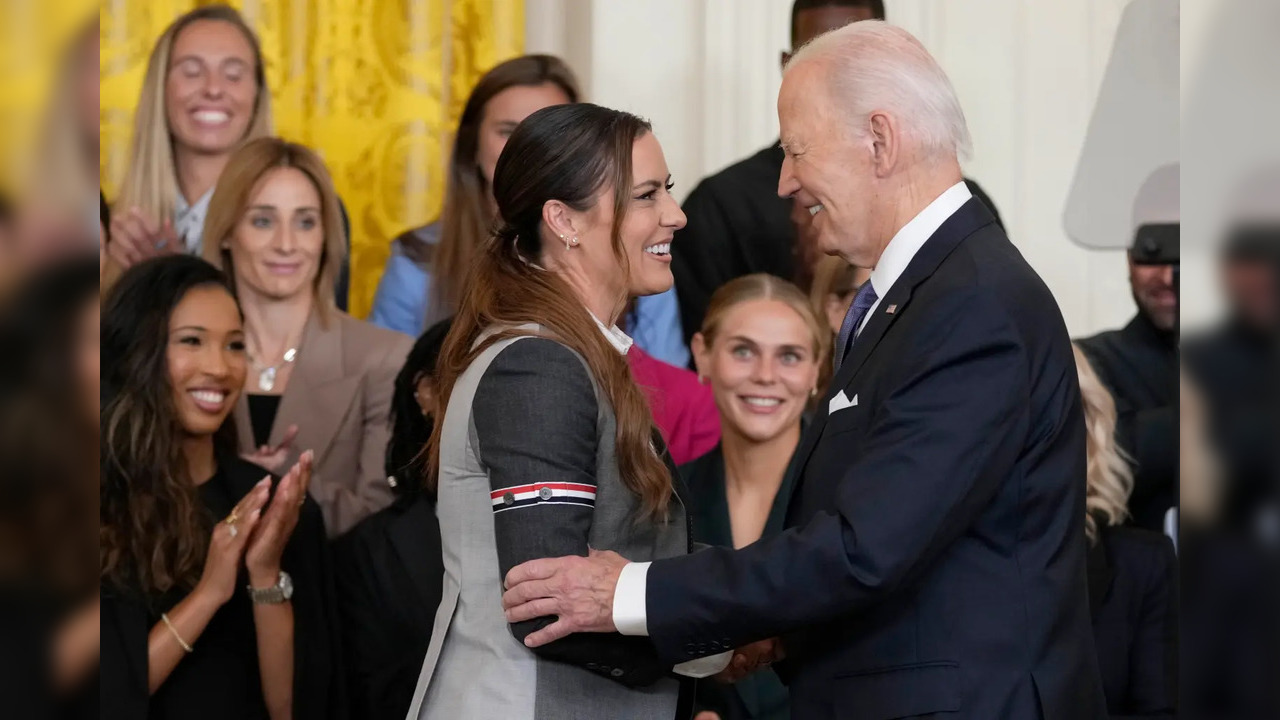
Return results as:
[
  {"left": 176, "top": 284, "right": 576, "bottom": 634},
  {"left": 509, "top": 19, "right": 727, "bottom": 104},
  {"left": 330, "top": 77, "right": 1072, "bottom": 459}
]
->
[{"left": 630, "top": 273, "right": 673, "bottom": 298}]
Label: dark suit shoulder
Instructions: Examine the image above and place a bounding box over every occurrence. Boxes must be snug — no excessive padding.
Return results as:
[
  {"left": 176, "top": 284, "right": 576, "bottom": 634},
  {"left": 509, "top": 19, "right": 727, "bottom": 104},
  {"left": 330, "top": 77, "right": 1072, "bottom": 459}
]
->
[{"left": 941, "top": 224, "right": 1066, "bottom": 335}]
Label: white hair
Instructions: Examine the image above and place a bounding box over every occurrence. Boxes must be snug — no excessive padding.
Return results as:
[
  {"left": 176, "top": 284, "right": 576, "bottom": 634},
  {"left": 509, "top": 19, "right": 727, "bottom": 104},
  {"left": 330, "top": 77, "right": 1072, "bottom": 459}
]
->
[{"left": 788, "top": 20, "right": 972, "bottom": 163}]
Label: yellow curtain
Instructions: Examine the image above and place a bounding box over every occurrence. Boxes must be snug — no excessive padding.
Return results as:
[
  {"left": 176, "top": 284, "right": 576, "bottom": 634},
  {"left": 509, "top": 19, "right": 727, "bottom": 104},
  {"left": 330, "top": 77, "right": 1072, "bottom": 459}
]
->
[
  {"left": 100, "top": 0, "right": 524, "bottom": 318},
  {"left": 0, "top": 1, "right": 96, "bottom": 197}
]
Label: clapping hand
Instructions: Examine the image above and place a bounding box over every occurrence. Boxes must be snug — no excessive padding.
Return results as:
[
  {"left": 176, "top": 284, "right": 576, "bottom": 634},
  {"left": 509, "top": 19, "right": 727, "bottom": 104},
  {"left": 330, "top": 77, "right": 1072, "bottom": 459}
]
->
[
  {"left": 196, "top": 477, "right": 272, "bottom": 605},
  {"left": 106, "top": 207, "right": 181, "bottom": 269},
  {"left": 713, "top": 637, "right": 785, "bottom": 684},
  {"left": 244, "top": 450, "right": 313, "bottom": 587}
]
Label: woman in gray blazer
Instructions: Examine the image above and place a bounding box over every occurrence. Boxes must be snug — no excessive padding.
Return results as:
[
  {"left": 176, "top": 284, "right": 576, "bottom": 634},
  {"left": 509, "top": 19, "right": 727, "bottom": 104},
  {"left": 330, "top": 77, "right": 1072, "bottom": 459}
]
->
[{"left": 405, "top": 103, "right": 727, "bottom": 719}]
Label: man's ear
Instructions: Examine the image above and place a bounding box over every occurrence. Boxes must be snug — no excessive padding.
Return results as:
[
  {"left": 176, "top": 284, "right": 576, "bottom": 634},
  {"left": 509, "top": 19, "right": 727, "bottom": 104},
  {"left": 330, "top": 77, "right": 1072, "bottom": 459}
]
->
[{"left": 867, "top": 111, "right": 899, "bottom": 177}]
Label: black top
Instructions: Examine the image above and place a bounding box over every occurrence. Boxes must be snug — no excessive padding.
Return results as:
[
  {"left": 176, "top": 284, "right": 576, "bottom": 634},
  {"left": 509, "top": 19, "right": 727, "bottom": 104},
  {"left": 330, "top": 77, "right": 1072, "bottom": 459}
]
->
[
  {"left": 100, "top": 455, "right": 345, "bottom": 720},
  {"left": 1086, "top": 526, "right": 1178, "bottom": 719},
  {"left": 246, "top": 394, "right": 282, "bottom": 449},
  {"left": 1077, "top": 313, "right": 1179, "bottom": 530},
  {"left": 332, "top": 494, "right": 443, "bottom": 719},
  {"left": 681, "top": 444, "right": 800, "bottom": 720},
  {"left": 1183, "top": 319, "right": 1279, "bottom": 528},
  {"left": 671, "top": 142, "right": 1003, "bottom": 349}
]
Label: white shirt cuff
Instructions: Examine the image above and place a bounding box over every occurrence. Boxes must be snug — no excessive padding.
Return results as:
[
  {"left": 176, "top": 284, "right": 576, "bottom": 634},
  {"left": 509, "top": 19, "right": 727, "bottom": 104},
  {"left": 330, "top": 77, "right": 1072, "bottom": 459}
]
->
[
  {"left": 612, "top": 561, "right": 733, "bottom": 677},
  {"left": 612, "top": 561, "right": 651, "bottom": 636},
  {"left": 674, "top": 650, "right": 733, "bottom": 678}
]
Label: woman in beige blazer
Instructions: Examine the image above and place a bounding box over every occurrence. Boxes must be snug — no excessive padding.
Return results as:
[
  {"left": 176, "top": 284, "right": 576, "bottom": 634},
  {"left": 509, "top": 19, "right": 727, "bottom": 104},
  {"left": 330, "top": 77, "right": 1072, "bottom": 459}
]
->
[{"left": 203, "top": 137, "right": 411, "bottom": 536}]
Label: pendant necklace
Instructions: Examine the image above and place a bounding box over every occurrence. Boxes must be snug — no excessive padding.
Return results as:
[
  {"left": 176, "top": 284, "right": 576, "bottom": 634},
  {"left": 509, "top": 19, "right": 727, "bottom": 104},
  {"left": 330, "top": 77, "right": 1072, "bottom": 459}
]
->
[{"left": 251, "top": 345, "right": 299, "bottom": 392}]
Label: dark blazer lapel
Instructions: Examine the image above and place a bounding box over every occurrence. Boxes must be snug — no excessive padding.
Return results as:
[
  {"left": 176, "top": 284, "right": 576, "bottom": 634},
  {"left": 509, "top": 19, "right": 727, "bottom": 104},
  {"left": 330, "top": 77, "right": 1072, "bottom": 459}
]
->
[
  {"left": 787, "top": 198, "right": 998, "bottom": 498},
  {"left": 274, "top": 312, "right": 360, "bottom": 463}
]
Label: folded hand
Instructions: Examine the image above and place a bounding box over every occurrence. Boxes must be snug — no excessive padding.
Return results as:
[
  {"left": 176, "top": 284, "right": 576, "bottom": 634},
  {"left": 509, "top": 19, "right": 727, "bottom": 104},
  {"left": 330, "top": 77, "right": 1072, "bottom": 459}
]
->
[{"left": 713, "top": 637, "right": 785, "bottom": 684}]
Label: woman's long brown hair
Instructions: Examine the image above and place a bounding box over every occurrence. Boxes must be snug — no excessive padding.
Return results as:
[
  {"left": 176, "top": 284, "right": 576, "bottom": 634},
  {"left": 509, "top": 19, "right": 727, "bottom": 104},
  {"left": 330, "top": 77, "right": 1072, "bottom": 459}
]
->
[
  {"left": 100, "top": 256, "right": 240, "bottom": 595},
  {"left": 423, "top": 54, "right": 579, "bottom": 328},
  {"left": 427, "top": 103, "right": 672, "bottom": 521}
]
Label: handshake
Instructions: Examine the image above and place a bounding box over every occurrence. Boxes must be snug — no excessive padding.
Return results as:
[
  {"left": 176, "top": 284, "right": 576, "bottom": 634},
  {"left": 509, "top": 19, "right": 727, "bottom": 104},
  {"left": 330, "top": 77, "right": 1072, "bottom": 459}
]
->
[{"left": 713, "top": 637, "right": 785, "bottom": 684}]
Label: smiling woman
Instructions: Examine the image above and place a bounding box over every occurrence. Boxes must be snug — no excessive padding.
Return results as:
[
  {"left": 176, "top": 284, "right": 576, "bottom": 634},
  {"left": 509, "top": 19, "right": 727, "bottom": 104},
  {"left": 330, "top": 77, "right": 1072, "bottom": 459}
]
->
[
  {"left": 405, "top": 103, "right": 703, "bottom": 720},
  {"left": 106, "top": 5, "right": 271, "bottom": 274},
  {"left": 681, "top": 273, "right": 828, "bottom": 720},
  {"left": 202, "top": 137, "right": 412, "bottom": 537},
  {"left": 99, "top": 255, "right": 342, "bottom": 720}
]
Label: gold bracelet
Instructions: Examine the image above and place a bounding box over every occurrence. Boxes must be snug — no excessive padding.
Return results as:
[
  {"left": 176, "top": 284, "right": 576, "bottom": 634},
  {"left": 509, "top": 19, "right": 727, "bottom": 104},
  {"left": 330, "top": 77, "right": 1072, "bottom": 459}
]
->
[{"left": 160, "top": 612, "right": 194, "bottom": 653}]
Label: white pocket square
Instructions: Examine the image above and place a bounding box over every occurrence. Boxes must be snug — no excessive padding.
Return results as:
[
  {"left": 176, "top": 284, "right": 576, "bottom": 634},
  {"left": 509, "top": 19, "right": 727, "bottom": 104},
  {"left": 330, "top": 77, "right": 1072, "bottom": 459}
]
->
[{"left": 828, "top": 390, "right": 858, "bottom": 414}]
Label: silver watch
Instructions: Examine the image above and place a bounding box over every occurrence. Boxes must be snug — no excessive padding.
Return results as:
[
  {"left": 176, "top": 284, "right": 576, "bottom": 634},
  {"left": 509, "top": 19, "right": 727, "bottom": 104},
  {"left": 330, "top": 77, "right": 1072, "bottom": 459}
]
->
[{"left": 247, "top": 571, "right": 294, "bottom": 604}]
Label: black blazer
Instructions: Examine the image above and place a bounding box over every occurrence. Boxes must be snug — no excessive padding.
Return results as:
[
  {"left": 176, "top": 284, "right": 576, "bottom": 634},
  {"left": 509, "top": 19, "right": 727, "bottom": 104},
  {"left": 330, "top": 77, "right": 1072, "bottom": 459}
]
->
[
  {"left": 681, "top": 445, "right": 799, "bottom": 720},
  {"left": 1087, "top": 526, "right": 1178, "bottom": 719},
  {"left": 644, "top": 198, "right": 1105, "bottom": 720},
  {"left": 332, "top": 494, "right": 443, "bottom": 719}
]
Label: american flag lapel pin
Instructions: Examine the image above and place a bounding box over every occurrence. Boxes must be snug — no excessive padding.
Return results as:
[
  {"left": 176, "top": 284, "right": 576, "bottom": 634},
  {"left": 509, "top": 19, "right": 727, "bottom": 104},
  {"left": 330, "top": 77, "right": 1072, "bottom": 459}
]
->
[{"left": 886, "top": 304, "right": 898, "bottom": 314}]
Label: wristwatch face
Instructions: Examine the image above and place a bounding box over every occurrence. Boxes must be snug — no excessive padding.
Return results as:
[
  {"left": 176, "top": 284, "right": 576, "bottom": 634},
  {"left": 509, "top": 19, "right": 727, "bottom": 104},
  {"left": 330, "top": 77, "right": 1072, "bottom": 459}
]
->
[{"left": 279, "top": 571, "right": 294, "bottom": 600}]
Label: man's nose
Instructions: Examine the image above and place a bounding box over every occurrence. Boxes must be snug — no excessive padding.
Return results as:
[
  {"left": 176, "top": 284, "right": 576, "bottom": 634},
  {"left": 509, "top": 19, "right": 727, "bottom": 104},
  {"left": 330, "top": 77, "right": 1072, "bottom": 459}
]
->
[{"left": 778, "top": 156, "right": 800, "bottom": 199}]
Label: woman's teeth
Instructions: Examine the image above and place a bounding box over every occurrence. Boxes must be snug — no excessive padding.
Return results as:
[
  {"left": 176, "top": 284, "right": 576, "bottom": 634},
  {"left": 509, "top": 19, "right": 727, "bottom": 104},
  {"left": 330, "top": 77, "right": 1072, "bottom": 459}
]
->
[
  {"left": 808, "top": 204, "right": 825, "bottom": 216},
  {"left": 645, "top": 243, "right": 671, "bottom": 256},
  {"left": 193, "top": 110, "right": 230, "bottom": 124},
  {"left": 190, "top": 390, "right": 227, "bottom": 409},
  {"left": 743, "top": 397, "right": 782, "bottom": 407}
]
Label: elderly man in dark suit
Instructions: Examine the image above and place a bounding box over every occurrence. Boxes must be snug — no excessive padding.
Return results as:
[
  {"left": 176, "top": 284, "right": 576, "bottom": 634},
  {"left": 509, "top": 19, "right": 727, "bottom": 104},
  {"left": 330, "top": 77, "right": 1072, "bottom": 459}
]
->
[{"left": 503, "top": 20, "right": 1104, "bottom": 720}]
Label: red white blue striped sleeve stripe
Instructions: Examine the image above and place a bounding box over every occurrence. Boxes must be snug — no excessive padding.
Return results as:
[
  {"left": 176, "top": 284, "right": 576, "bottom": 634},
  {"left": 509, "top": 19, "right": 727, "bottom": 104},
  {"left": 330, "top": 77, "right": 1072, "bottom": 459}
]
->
[{"left": 490, "top": 482, "right": 596, "bottom": 513}]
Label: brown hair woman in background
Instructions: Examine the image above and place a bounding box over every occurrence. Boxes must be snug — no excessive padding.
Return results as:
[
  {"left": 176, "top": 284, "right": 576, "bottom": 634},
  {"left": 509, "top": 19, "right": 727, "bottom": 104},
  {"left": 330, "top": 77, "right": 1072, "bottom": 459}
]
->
[
  {"left": 368, "top": 54, "right": 579, "bottom": 334},
  {"left": 203, "top": 137, "right": 411, "bottom": 537}
]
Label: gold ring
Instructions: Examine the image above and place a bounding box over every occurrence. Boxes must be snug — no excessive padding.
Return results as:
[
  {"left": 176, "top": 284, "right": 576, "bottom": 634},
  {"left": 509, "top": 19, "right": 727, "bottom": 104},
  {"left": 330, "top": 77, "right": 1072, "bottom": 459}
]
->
[{"left": 224, "top": 509, "right": 240, "bottom": 526}]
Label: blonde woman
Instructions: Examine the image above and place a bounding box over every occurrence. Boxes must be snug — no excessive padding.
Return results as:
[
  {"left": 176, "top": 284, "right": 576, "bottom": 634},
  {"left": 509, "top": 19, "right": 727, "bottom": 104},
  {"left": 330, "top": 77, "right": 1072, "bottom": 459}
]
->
[
  {"left": 683, "top": 274, "right": 828, "bottom": 720},
  {"left": 1074, "top": 345, "right": 1177, "bottom": 719},
  {"left": 107, "top": 5, "right": 271, "bottom": 269},
  {"left": 203, "top": 137, "right": 411, "bottom": 537}
]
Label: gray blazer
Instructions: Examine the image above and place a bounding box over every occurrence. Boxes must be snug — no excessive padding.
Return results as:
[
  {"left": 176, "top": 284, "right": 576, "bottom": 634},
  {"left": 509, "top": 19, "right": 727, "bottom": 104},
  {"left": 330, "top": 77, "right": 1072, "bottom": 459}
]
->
[{"left": 406, "top": 328, "right": 689, "bottom": 720}]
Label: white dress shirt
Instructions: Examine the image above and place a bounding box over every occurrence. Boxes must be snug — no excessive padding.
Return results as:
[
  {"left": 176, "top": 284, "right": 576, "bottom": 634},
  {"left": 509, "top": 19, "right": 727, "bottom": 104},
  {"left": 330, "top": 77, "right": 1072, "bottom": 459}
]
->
[
  {"left": 590, "top": 312, "right": 634, "bottom": 355},
  {"left": 858, "top": 180, "right": 972, "bottom": 334},
  {"left": 612, "top": 180, "right": 975, "bottom": 675},
  {"left": 174, "top": 186, "right": 214, "bottom": 255}
]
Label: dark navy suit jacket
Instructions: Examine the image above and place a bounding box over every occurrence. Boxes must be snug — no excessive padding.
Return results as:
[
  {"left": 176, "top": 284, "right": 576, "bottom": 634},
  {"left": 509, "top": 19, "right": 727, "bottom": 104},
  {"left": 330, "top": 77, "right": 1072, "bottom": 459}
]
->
[{"left": 645, "top": 199, "right": 1106, "bottom": 720}]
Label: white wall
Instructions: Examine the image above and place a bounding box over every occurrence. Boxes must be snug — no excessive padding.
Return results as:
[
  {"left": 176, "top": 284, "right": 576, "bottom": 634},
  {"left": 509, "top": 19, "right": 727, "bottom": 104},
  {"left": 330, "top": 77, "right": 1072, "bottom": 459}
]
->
[{"left": 526, "top": 0, "right": 1185, "bottom": 337}]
